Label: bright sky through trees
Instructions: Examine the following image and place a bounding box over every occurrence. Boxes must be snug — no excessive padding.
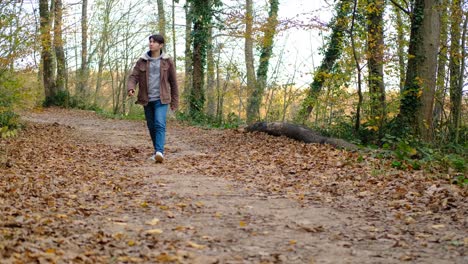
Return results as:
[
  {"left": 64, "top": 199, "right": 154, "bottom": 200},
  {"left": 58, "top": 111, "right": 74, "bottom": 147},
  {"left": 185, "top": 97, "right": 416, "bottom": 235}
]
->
[{"left": 22, "top": 0, "right": 332, "bottom": 89}]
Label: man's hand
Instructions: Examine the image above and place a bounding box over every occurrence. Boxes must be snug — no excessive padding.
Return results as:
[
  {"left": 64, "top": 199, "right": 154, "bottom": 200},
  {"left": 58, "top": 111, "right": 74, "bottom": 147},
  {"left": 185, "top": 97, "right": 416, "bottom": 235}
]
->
[{"left": 128, "top": 89, "right": 135, "bottom": 97}]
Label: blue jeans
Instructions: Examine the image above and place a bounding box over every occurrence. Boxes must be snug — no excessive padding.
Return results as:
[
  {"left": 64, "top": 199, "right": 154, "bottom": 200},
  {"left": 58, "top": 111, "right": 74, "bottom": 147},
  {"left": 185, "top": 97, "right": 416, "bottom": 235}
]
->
[{"left": 144, "top": 100, "right": 168, "bottom": 154}]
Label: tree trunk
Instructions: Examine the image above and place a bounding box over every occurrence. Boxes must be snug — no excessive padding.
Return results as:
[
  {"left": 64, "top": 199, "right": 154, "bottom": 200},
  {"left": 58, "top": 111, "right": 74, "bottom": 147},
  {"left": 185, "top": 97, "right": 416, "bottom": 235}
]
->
[
  {"left": 434, "top": 1, "right": 448, "bottom": 131},
  {"left": 394, "top": 3, "right": 406, "bottom": 92},
  {"left": 39, "top": 0, "right": 55, "bottom": 99},
  {"left": 157, "top": 0, "right": 166, "bottom": 42},
  {"left": 458, "top": 13, "right": 467, "bottom": 143},
  {"left": 397, "top": 0, "right": 440, "bottom": 141},
  {"left": 244, "top": 0, "right": 256, "bottom": 114},
  {"left": 350, "top": 0, "right": 363, "bottom": 134},
  {"left": 53, "top": 0, "right": 66, "bottom": 94},
  {"left": 189, "top": 0, "right": 212, "bottom": 117},
  {"left": 191, "top": 19, "right": 206, "bottom": 116},
  {"left": 172, "top": 0, "right": 177, "bottom": 70},
  {"left": 183, "top": 2, "right": 193, "bottom": 110},
  {"left": 94, "top": 0, "right": 113, "bottom": 105},
  {"left": 215, "top": 51, "right": 223, "bottom": 121},
  {"left": 246, "top": 0, "right": 279, "bottom": 124},
  {"left": 366, "top": 0, "right": 385, "bottom": 133},
  {"left": 49, "top": 0, "right": 57, "bottom": 84},
  {"left": 449, "top": 0, "right": 462, "bottom": 142},
  {"left": 79, "top": 0, "right": 88, "bottom": 96},
  {"left": 297, "top": 0, "right": 352, "bottom": 123},
  {"left": 206, "top": 26, "right": 216, "bottom": 117},
  {"left": 110, "top": 45, "right": 116, "bottom": 113},
  {"left": 245, "top": 122, "right": 358, "bottom": 150}
]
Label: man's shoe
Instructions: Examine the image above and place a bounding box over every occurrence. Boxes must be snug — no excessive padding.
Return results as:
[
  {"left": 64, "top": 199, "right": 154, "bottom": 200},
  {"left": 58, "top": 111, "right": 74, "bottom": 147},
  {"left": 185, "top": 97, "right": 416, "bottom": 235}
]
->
[
  {"left": 155, "top": 151, "right": 164, "bottom": 163},
  {"left": 148, "top": 154, "right": 156, "bottom": 161}
]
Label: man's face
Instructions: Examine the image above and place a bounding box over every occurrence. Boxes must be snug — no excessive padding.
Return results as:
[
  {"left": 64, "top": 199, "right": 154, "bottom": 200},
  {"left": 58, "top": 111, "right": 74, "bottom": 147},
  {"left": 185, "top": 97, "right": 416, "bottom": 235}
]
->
[{"left": 149, "top": 39, "right": 163, "bottom": 51}]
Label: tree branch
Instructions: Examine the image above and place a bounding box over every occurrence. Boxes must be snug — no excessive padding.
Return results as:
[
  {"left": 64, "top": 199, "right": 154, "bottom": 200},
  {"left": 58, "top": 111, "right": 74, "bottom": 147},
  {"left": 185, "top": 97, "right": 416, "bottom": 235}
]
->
[{"left": 390, "top": 0, "right": 410, "bottom": 15}]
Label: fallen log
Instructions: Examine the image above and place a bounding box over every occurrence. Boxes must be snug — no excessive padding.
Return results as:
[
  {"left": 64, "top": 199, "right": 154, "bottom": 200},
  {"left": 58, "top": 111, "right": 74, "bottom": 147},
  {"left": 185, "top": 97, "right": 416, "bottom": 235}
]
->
[{"left": 245, "top": 122, "right": 358, "bottom": 151}]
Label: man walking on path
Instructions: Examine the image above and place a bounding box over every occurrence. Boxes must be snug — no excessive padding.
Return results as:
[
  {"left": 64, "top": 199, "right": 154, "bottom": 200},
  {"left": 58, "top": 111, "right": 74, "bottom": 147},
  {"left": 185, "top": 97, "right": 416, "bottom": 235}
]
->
[{"left": 127, "top": 34, "right": 179, "bottom": 163}]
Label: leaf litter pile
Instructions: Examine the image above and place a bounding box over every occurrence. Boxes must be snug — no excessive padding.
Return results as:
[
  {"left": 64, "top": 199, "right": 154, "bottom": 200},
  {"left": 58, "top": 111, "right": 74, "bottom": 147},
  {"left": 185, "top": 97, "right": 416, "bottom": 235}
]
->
[
  {"left": 169, "top": 127, "right": 467, "bottom": 249},
  {"left": 0, "top": 108, "right": 466, "bottom": 263}
]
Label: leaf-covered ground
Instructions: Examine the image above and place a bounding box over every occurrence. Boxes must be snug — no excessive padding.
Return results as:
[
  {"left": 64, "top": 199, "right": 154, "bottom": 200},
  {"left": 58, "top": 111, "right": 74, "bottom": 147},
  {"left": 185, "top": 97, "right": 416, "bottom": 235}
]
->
[{"left": 0, "top": 108, "right": 466, "bottom": 263}]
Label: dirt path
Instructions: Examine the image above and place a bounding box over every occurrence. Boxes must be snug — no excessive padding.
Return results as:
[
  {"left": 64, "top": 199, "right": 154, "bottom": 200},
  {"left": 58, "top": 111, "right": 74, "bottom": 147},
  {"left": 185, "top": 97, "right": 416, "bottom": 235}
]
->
[{"left": 1, "top": 108, "right": 466, "bottom": 263}]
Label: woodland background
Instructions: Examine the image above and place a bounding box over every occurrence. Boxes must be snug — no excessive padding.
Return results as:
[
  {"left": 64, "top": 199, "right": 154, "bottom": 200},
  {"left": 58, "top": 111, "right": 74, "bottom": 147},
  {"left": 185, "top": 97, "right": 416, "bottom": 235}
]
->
[{"left": 0, "top": 0, "right": 467, "bottom": 176}]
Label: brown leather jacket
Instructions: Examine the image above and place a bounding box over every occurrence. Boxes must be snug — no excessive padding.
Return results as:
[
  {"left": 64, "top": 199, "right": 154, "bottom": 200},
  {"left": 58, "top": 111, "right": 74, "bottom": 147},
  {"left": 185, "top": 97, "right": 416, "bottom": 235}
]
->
[{"left": 127, "top": 52, "right": 179, "bottom": 109}]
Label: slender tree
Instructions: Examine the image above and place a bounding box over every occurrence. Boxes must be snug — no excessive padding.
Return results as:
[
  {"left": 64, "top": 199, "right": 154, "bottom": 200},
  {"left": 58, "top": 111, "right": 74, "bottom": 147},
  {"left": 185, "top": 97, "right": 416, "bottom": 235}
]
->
[
  {"left": 244, "top": 0, "right": 256, "bottom": 112},
  {"left": 183, "top": 2, "right": 193, "bottom": 110},
  {"left": 392, "top": 1, "right": 408, "bottom": 92},
  {"left": 94, "top": 0, "right": 114, "bottom": 105},
  {"left": 78, "top": 0, "right": 88, "bottom": 96},
  {"left": 297, "top": 0, "right": 352, "bottom": 123},
  {"left": 366, "top": 0, "right": 385, "bottom": 133},
  {"left": 449, "top": 0, "right": 464, "bottom": 142},
  {"left": 206, "top": 26, "right": 216, "bottom": 116},
  {"left": 350, "top": 0, "right": 363, "bottom": 133},
  {"left": 39, "top": 0, "right": 55, "bottom": 99},
  {"left": 172, "top": 0, "right": 177, "bottom": 70},
  {"left": 53, "top": 0, "right": 66, "bottom": 93},
  {"left": 157, "top": 0, "right": 166, "bottom": 41},
  {"left": 246, "top": 0, "right": 279, "bottom": 124},
  {"left": 459, "top": 13, "right": 467, "bottom": 143},
  {"left": 434, "top": 0, "right": 448, "bottom": 131}
]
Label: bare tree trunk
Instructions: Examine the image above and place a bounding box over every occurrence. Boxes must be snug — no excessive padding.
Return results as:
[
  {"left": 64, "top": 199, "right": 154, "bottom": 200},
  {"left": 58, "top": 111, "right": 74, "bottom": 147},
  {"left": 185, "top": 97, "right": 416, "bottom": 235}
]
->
[
  {"left": 281, "top": 85, "right": 287, "bottom": 122},
  {"left": 367, "top": 0, "right": 385, "bottom": 134},
  {"left": 79, "top": 0, "right": 88, "bottom": 96},
  {"left": 246, "top": 0, "right": 279, "bottom": 124},
  {"left": 393, "top": 3, "right": 406, "bottom": 92},
  {"left": 54, "top": 0, "right": 66, "bottom": 94},
  {"left": 73, "top": 29, "right": 79, "bottom": 84},
  {"left": 115, "top": 65, "right": 122, "bottom": 115},
  {"left": 157, "top": 0, "right": 166, "bottom": 41},
  {"left": 95, "top": 47, "right": 106, "bottom": 105},
  {"left": 245, "top": 0, "right": 256, "bottom": 109},
  {"left": 449, "top": 0, "right": 462, "bottom": 142},
  {"left": 215, "top": 51, "right": 222, "bottom": 121},
  {"left": 206, "top": 26, "right": 216, "bottom": 116},
  {"left": 350, "top": 0, "right": 363, "bottom": 133},
  {"left": 434, "top": 1, "right": 448, "bottom": 132},
  {"left": 191, "top": 18, "right": 206, "bottom": 116},
  {"left": 39, "top": 0, "right": 55, "bottom": 100},
  {"left": 183, "top": 3, "right": 193, "bottom": 110},
  {"left": 94, "top": 0, "right": 113, "bottom": 105},
  {"left": 264, "top": 85, "right": 275, "bottom": 121},
  {"left": 417, "top": 0, "right": 440, "bottom": 141},
  {"left": 111, "top": 57, "right": 116, "bottom": 113},
  {"left": 121, "top": 13, "right": 133, "bottom": 116},
  {"left": 458, "top": 12, "right": 467, "bottom": 143},
  {"left": 49, "top": 0, "right": 57, "bottom": 84},
  {"left": 172, "top": 0, "right": 177, "bottom": 70}
]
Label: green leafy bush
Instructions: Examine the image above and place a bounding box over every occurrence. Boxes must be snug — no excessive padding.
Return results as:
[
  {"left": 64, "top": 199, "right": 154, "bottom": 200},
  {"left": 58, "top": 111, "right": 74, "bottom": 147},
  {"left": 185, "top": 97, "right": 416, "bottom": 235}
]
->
[{"left": 0, "top": 70, "right": 23, "bottom": 137}]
